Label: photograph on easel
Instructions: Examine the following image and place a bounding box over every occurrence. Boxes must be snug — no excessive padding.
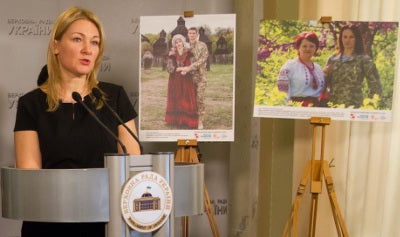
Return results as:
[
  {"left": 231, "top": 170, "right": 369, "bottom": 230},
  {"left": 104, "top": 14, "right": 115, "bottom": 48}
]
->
[
  {"left": 139, "top": 14, "right": 236, "bottom": 142},
  {"left": 253, "top": 20, "right": 399, "bottom": 122}
]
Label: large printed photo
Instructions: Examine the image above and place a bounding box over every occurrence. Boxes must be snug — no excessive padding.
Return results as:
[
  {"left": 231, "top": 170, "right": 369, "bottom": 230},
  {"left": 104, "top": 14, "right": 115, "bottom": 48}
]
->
[
  {"left": 254, "top": 20, "right": 399, "bottom": 122},
  {"left": 139, "top": 14, "right": 235, "bottom": 141}
]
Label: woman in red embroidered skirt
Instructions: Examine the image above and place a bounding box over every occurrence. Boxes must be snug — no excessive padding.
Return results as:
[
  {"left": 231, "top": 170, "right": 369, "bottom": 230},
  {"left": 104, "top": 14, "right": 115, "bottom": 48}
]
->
[{"left": 165, "top": 34, "right": 198, "bottom": 129}]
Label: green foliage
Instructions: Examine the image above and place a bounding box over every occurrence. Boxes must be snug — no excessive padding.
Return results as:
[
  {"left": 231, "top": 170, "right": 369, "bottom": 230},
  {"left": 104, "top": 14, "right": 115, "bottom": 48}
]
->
[
  {"left": 369, "top": 29, "right": 398, "bottom": 109},
  {"left": 254, "top": 85, "right": 287, "bottom": 106},
  {"left": 360, "top": 94, "right": 381, "bottom": 110},
  {"left": 142, "top": 27, "right": 235, "bottom": 57},
  {"left": 142, "top": 33, "right": 160, "bottom": 44},
  {"left": 141, "top": 41, "right": 153, "bottom": 56}
]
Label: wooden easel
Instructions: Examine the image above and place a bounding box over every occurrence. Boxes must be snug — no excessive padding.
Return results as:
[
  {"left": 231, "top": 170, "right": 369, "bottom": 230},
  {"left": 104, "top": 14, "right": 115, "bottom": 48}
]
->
[
  {"left": 282, "top": 117, "right": 349, "bottom": 237},
  {"left": 175, "top": 139, "right": 220, "bottom": 237}
]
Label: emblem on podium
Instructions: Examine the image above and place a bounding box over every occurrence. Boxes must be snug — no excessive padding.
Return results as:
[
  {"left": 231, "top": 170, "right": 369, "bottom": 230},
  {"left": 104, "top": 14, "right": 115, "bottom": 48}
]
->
[{"left": 121, "top": 171, "right": 173, "bottom": 233}]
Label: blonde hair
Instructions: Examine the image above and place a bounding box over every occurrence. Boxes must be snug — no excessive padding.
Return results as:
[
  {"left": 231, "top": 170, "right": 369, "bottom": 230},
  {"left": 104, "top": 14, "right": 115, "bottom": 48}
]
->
[{"left": 42, "top": 6, "right": 105, "bottom": 111}]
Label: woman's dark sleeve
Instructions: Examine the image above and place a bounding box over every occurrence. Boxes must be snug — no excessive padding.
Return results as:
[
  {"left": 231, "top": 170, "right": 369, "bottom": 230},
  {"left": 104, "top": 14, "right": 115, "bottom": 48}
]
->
[
  {"left": 14, "top": 95, "right": 37, "bottom": 131},
  {"left": 116, "top": 86, "right": 137, "bottom": 124}
]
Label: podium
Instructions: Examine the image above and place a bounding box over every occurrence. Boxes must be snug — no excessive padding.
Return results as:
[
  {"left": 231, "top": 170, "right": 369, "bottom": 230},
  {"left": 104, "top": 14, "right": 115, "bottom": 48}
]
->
[{"left": 1, "top": 153, "right": 204, "bottom": 237}]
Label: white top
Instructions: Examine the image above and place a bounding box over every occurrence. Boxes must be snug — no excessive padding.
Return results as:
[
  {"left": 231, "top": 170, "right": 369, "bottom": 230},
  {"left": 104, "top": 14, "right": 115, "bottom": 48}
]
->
[{"left": 277, "top": 58, "right": 325, "bottom": 98}]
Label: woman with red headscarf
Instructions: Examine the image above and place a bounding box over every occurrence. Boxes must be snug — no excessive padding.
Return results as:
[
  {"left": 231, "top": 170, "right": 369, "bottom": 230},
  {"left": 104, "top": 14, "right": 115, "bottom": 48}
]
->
[{"left": 277, "top": 32, "right": 325, "bottom": 107}]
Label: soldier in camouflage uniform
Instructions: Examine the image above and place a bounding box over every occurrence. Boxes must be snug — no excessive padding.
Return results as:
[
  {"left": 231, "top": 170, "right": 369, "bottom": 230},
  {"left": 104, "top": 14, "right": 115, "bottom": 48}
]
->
[
  {"left": 324, "top": 24, "right": 381, "bottom": 108},
  {"left": 178, "top": 27, "right": 209, "bottom": 129}
]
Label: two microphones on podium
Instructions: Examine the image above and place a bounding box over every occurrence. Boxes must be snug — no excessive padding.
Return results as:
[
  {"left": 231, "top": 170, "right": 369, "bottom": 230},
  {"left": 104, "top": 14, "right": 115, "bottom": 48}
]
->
[{"left": 72, "top": 88, "right": 142, "bottom": 155}]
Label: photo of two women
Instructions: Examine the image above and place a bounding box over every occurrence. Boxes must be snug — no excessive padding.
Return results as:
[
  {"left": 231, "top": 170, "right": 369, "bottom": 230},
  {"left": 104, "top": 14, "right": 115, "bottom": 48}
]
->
[{"left": 255, "top": 20, "right": 398, "bottom": 120}]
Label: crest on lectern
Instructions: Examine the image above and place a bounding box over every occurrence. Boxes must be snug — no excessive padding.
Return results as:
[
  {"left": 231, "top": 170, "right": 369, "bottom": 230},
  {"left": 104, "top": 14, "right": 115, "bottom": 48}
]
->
[{"left": 121, "top": 171, "right": 173, "bottom": 232}]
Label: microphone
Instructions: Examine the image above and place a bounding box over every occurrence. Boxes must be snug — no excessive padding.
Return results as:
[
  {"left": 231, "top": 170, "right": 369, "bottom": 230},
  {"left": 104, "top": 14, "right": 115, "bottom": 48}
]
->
[
  {"left": 92, "top": 87, "right": 143, "bottom": 154},
  {"left": 72, "top": 91, "right": 128, "bottom": 154}
]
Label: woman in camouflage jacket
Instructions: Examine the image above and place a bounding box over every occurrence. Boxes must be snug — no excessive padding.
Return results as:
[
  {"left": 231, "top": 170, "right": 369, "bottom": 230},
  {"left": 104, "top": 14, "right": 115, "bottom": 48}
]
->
[{"left": 324, "top": 24, "right": 382, "bottom": 108}]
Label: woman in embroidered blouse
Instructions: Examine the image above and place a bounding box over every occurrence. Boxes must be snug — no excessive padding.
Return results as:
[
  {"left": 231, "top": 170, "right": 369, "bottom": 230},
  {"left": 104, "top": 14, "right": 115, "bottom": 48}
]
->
[
  {"left": 324, "top": 24, "right": 381, "bottom": 108},
  {"left": 277, "top": 32, "right": 325, "bottom": 107},
  {"left": 164, "top": 34, "right": 198, "bottom": 129}
]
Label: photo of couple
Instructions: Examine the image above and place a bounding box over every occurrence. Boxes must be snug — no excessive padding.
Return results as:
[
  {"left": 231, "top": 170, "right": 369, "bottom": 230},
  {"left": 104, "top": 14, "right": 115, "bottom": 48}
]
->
[
  {"left": 254, "top": 20, "right": 398, "bottom": 122},
  {"left": 139, "top": 14, "right": 235, "bottom": 141},
  {"left": 164, "top": 29, "right": 207, "bottom": 130}
]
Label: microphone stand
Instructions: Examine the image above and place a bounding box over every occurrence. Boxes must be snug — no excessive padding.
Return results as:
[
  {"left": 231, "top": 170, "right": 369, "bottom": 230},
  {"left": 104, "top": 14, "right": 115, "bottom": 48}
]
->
[
  {"left": 72, "top": 92, "right": 128, "bottom": 155},
  {"left": 92, "top": 88, "right": 143, "bottom": 154}
]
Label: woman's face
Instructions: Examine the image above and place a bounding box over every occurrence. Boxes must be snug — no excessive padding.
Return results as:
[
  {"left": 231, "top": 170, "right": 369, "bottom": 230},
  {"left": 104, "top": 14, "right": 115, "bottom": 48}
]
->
[
  {"left": 54, "top": 19, "right": 100, "bottom": 79},
  {"left": 175, "top": 38, "right": 184, "bottom": 49},
  {"left": 341, "top": 29, "right": 356, "bottom": 51},
  {"left": 298, "top": 38, "right": 316, "bottom": 60}
]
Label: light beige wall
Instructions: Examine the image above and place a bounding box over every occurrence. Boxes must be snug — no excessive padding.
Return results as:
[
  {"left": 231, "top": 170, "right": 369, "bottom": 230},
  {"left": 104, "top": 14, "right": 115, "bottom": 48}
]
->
[
  {"left": 299, "top": 0, "right": 355, "bottom": 20},
  {"left": 231, "top": 0, "right": 299, "bottom": 236},
  {"left": 260, "top": 1, "right": 299, "bottom": 237},
  {"left": 265, "top": 0, "right": 299, "bottom": 19},
  {"left": 229, "top": 0, "right": 262, "bottom": 236}
]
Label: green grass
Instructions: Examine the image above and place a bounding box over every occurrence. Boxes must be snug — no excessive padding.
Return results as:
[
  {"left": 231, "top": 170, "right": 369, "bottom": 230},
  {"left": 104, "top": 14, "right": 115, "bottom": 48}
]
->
[{"left": 140, "top": 64, "right": 234, "bottom": 130}]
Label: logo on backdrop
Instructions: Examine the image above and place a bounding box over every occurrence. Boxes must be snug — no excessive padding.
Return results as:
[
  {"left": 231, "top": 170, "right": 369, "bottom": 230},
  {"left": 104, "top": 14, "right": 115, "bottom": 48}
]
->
[
  {"left": 121, "top": 171, "right": 173, "bottom": 232},
  {"left": 7, "top": 18, "right": 52, "bottom": 36},
  {"left": 8, "top": 92, "right": 24, "bottom": 110},
  {"left": 100, "top": 55, "right": 112, "bottom": 72}
]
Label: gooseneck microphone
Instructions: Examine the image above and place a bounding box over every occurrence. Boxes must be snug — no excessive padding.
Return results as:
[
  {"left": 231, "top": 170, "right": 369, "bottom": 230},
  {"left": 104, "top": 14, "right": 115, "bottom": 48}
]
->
[
  {"left": 72, "top": 91, "right": 128, "bottom": 154},
  {"left": 92, "top": 88, "right": 143, "bottom": 154}
]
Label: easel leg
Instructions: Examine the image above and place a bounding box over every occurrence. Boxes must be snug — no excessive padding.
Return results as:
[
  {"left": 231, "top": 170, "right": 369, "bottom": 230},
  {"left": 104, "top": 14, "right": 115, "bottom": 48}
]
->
[
  {"left": 175, "top": 140, "right": 220, "bottom": 237},
  {"left": 181, "top": 216, "right": 189, "bottom": 237},
  {"left": 204, "top": 185, "right": 220, "bottom": 236},
  {"left": 309, "top": 193, "right": 319, "bottom": 237},
  {"left": 308, "top": 122, "right": 324, "bottom": 237},
  {"left": 282, "top": 117, "right": 349, "bottom": 237},
  {"left": 282, "top": 162, "right": 312, "bottom": 237},
  {"left": 323, "top": 161, "right": 349, "bottom": 237}
]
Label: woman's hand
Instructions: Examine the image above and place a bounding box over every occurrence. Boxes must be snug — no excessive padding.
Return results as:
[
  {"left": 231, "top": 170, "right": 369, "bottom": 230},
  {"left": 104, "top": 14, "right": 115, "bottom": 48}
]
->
[
  {"left": 323, "top": 64, "right": 333, "bottom": 76},
  {"left": 169, "top": 47, "right": 176, "bottom": 56},
  {"left": 176, "top": 67, "right": 187, "bottom": 75}
]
